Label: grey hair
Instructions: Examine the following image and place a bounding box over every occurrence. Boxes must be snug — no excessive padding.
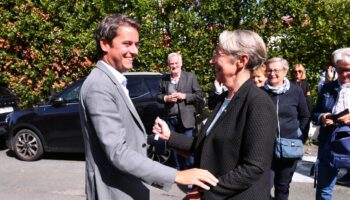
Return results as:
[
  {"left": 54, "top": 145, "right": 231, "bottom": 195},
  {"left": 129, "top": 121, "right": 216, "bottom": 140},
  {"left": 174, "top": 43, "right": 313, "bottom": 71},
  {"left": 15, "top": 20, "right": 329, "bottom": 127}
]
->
[
  {"left": 266, "top": 57, "right": 289, "bottom": 71},
  {"left": 332, "top": 47, "right": 350, "bottom": 66},
  {"left": 218, "top": 30, "right": 267, "bottom": 70},
  {"left": 94, "top": 13, "right": 140, "bottom": 59},
  {"left": 167, "top": 52, "right": 182, "bottom": 64}
]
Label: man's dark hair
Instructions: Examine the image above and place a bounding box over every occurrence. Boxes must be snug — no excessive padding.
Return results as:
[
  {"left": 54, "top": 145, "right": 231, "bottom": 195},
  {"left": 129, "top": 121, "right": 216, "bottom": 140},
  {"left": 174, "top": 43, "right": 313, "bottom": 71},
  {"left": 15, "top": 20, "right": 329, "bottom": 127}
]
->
[{"left": 94, "top": 14, "right": 140, "bottom": 59}]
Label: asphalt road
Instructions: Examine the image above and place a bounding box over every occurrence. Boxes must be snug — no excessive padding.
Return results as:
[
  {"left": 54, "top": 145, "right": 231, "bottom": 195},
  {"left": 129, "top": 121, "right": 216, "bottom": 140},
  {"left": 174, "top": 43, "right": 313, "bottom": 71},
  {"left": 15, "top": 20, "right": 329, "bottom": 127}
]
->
[{"left": 0, "top": 141, "right": 349, "bottom": 200}]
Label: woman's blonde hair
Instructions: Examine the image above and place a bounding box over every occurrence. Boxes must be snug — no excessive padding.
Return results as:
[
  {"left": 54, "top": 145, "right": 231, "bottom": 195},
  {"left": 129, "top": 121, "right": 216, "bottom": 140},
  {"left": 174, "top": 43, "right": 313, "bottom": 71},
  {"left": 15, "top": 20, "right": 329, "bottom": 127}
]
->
[{"left": 252, "top": 64, "right": 267, "bottom": 76}]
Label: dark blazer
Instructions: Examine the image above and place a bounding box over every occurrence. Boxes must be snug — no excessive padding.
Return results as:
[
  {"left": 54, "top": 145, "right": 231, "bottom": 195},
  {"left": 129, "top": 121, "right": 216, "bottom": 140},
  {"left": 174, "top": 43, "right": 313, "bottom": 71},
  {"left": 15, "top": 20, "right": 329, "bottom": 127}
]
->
[
  {"left": 312, "top": 80, "right": 340, "bottom": 146},
  {"left": 157, "top": 71, "right": 203, "bottom": 128},
  {"left": 168, "top": 80, "right": 277, "bottom": 200}
]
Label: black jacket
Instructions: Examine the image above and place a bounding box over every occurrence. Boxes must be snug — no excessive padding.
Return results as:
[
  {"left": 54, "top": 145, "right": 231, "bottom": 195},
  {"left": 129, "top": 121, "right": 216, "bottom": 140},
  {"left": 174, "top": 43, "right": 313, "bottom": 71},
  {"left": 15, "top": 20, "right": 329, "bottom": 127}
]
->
[{"left": 168, "top": 80, "right": 277, "bottom": 200}]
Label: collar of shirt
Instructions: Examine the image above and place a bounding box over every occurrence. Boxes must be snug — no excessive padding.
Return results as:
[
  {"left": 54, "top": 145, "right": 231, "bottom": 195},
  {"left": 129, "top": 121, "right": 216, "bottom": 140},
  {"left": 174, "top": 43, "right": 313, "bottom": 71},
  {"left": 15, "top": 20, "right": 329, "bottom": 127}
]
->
[
  {"left": 170, "top": 76, "right": 180, "bottom": 85},
  {"left": 100, "top": 61, "right": 129, "bottom": 97},
  {"left": 100, "top": 61, "right": 128, "bottom": 88}
]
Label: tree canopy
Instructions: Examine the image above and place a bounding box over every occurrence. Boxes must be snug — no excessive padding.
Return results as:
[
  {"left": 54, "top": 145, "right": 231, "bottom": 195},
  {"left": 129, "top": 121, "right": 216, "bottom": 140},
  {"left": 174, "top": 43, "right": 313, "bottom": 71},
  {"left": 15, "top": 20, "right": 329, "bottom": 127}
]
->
[{"left": 1, "top": 0, "right": 349, "bottom": 107}]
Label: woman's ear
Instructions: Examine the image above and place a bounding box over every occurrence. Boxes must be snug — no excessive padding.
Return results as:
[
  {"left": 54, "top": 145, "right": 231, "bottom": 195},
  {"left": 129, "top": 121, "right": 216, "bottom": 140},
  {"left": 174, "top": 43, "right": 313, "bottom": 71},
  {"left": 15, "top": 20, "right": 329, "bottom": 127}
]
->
[{"left": 237, "top": 55, "right": 249, "bottom": 70}]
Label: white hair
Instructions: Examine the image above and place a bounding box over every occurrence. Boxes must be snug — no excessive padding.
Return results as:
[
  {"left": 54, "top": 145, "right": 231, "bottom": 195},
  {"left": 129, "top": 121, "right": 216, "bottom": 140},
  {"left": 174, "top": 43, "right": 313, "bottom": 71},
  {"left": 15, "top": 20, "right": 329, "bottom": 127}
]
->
[
  {"left": 218, "top": 30, "right": 267, "bottom": 70},
  {"left": 332, "top": 48, "right": 350, "bottom": 66},
  {"left": 167, "top": 52, "right": 182, "bottom": 64},
  {"left": 266, "top": 57, "right": 289, "bottom": 71}
]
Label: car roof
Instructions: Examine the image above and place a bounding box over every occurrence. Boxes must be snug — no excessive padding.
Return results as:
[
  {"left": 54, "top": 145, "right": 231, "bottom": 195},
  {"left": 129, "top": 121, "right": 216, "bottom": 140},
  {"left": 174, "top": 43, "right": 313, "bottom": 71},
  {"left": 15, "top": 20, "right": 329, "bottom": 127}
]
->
[{"left": 123, "top": 72, "right": 162, "bottom": 76}]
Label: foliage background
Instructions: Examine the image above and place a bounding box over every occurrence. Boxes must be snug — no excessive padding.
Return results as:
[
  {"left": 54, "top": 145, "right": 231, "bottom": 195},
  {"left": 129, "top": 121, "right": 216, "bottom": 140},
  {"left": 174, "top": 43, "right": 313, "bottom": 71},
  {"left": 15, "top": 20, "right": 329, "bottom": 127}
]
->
[{"left": 0, "top": 0, "right": 349, "bottom": 108}]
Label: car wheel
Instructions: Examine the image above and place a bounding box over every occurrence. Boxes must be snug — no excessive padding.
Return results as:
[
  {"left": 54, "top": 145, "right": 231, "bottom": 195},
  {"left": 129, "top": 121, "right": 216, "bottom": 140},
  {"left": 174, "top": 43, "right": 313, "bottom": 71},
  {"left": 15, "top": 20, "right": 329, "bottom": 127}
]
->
[
  {"left": 13, "top": 129, "right": 44, "bottom": 161},
  {"left": 147, "top": 144, "right": 171, "bottom": 164}
]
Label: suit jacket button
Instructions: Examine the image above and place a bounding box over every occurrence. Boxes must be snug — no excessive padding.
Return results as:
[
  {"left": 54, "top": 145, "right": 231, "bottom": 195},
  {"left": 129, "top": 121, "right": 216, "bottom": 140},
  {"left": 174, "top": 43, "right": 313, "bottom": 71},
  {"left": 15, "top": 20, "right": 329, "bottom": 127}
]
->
[{"left": 142, "top": 143, "right": 147, "bottom": 148}]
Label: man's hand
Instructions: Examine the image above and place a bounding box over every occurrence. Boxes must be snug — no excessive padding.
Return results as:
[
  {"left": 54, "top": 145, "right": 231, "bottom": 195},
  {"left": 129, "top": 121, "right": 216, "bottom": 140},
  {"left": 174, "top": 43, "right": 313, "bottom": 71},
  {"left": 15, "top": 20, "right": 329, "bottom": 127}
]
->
[
  {"left": 153, "top": 117, "right": 171, "bottom": 140},
  {"left": 175, "top": 168, "right": 218, "bottom": 191},
  {"left": 172, "top": 92, "right": 186, "bottom": 101},
  {"left": 165, "top": 94, "right": 178, "bottom": 103}
]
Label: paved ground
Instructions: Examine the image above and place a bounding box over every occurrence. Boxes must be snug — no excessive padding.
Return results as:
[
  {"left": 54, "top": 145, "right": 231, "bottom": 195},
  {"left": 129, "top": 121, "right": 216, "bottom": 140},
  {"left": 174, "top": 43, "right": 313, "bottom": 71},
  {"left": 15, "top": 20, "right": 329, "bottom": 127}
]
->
[{"left": 0, "top": 139, "right": 349, "bottom": 200}]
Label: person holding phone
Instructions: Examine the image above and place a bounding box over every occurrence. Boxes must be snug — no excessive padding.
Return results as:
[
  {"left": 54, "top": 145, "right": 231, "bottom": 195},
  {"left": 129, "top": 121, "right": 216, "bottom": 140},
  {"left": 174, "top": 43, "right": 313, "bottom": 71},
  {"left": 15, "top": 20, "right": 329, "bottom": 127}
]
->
[{"left": 312, "top": 47, "right": 350, "bottom": 200}]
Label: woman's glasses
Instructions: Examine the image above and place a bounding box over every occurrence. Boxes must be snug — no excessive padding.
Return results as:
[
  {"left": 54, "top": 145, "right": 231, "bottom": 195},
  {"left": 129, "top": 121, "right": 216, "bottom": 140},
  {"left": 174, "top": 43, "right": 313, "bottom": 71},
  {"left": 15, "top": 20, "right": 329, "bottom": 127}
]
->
[{"left": 267, "top": 69, "right": 283, "bottom": 74}]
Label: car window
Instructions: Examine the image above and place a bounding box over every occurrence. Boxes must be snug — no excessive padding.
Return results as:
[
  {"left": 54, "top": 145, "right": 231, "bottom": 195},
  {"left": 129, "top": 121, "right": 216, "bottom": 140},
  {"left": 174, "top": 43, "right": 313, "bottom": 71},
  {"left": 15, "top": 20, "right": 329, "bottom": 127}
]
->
[
  {"left": 59, "top": 80, "right": 83, "bottom": 103},
  {"left": 127, "top": 77, "right": 149, "bottom": 98},
  {"left": 144, "top": 76, "right": 161, "bottom": 96},
  {"left": 0, "top": 87, "right": 12, "bottom": 96}
]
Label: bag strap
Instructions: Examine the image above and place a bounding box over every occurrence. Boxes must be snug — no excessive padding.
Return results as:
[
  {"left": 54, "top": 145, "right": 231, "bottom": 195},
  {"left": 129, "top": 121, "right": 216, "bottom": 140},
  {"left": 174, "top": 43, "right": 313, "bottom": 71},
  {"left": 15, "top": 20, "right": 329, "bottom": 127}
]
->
[{"left": 276, "top": 96, "right": 281, "bottom": 139}]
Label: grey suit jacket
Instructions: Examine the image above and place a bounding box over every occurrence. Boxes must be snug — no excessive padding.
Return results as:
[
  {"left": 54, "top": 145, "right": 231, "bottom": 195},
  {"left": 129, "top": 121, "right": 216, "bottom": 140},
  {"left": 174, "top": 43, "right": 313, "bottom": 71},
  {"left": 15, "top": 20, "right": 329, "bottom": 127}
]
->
[
  {"left": 157, "top": 71, "right": 203, "bottom": 128},
  {"left": 79, "top": 61, "right": 176, "bottom": 200}
]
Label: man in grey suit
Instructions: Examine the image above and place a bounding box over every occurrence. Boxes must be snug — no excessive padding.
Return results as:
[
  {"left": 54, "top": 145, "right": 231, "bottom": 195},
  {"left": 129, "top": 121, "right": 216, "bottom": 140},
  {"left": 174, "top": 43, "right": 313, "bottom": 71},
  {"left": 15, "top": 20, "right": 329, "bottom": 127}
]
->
[
  {"left": 79, "top": 14, "right": 218, "bottom": 200},
  {"left": 157, "top": 52, "right": 204, "bottom": 170}
]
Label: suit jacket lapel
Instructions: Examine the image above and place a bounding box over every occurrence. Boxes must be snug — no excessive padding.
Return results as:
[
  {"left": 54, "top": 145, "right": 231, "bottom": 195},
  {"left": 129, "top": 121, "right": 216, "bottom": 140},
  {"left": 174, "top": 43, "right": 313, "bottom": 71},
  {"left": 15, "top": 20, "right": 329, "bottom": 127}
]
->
[
  {"left": 96, "top": 62, "right": 146, "bottom": 134},
  {"left": 195, "top": 80, "right": 252, "bottom": 148},
  {"left": 176, "top": 72, "right": 186, "bottom": 92}
]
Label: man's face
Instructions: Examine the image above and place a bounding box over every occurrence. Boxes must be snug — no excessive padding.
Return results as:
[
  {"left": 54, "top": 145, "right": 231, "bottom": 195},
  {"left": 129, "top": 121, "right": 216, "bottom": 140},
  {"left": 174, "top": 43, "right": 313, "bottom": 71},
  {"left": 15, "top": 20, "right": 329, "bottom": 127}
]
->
[
  {"left": 168, "top": 56, "right": 182, "bottom": 75},
  {"left": 101, "top": 25, "right": 139, "bottom": 73},
  {"left": 336, "top": 61, "right": 350, "bottom": 84}
]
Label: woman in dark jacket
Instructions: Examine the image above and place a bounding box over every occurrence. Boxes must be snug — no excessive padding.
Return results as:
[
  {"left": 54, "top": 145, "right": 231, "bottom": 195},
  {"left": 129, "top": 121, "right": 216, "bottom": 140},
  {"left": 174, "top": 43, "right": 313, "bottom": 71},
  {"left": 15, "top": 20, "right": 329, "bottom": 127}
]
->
[
  {"left": 312, "top": 48, "right": 350, "bottom": 200},
  {"left": 153, "top": 30, "right": 278, "bottom": 200},
  {"left": 292, "top": 64, "right": 313, "bottom": 136},
  {"left": 263, "top": 57, "right": 310, "bottom": 200}
]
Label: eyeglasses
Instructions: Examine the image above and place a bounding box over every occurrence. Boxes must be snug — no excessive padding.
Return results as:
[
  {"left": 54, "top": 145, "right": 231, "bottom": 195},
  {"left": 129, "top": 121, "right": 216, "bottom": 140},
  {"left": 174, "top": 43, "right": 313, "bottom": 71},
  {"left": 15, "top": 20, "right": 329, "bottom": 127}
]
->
[
  {"left": 336, "top": 67, "right": 350, "bottom": 74},
  {"left": 212, "top": 48, "right": 240, "bottom": 61},
  {"left": 293, "top": 70, "right": 303, "bottom": 74},
  {"left": 267, "top": 69, "right": 284, "bottom": 74}
]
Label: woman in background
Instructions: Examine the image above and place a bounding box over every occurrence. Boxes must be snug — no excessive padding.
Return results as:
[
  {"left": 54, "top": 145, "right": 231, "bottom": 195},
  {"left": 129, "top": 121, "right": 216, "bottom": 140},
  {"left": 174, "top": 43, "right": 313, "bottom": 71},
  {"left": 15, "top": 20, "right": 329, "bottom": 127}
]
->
[
  {"left": 263, "top": 57, "right": 310, "bottom": 200},
  {"left": 252, "top": 64, "right": 267, "bottom": 87},
  {"left": 292, "top": 63, "right": 313, "bottom": 135}
]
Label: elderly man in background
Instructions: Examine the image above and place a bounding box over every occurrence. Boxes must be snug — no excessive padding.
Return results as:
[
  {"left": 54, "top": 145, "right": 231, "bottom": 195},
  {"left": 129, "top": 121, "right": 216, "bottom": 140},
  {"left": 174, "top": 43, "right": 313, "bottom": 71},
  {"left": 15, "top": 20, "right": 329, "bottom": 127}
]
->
[{"left": 157, "top": 52, "right": 204, "bottom": 171}]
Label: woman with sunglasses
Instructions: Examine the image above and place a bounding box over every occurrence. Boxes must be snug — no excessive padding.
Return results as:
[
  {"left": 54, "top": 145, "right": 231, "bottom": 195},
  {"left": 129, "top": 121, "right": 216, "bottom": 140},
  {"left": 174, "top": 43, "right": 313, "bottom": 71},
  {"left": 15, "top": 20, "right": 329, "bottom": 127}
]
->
[{"left": 292, "top": 64, "right": 313, "bottom": 135}]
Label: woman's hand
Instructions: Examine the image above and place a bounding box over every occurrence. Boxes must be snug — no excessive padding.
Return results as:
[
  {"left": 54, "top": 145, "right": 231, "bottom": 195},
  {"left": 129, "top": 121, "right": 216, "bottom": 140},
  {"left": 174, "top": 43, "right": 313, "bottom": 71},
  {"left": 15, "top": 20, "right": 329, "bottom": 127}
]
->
[
  {"left": 183, "top": 188, "right": 203, "bottom": 200},
  {"left": 321, "top": 113, "right": 335, "bottom": 126},
  {"left": 337, "top": 113, "right": 350, "bottom": 125},
  {"left": 152, "top": 117, "right": 171, "bottom": 141}
]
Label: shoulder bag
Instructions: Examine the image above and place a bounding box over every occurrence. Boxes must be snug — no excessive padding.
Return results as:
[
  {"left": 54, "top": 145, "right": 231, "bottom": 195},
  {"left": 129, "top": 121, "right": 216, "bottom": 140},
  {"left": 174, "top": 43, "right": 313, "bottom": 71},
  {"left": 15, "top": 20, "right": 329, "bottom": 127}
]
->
[
  {"left": 274, "top": 96, "right": 304, "bottom": 159},
  {"left": 329, "top": 125, "right": 350, "bottom": 168}
]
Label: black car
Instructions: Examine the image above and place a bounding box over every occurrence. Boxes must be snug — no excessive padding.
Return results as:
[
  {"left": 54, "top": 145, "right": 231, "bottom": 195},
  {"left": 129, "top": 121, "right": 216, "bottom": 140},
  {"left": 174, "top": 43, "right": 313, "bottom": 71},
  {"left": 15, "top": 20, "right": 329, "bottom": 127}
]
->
[
  {"left": 5, "top": 72, "right": 171, "bottom": 162},
  {"left": 0, "top": 86, "right": 19, "bottom": 135}
]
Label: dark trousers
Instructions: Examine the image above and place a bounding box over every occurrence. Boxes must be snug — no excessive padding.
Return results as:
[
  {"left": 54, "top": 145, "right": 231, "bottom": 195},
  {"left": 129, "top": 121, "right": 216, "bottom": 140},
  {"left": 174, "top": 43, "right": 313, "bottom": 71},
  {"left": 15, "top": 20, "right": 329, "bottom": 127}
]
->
[
  {"left": 168, "top": 115, "right": 194, "bottom": 170},
  {"left": 270, "top": 158, "right": 298, "bottom": 200}
]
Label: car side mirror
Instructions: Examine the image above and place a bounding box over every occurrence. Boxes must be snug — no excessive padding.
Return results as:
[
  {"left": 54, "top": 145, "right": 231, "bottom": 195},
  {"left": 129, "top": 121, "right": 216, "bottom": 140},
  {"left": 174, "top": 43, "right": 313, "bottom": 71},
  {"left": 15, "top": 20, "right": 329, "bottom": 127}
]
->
[{"left": 51, "top": 97, "right": 65, "bottom": 107}]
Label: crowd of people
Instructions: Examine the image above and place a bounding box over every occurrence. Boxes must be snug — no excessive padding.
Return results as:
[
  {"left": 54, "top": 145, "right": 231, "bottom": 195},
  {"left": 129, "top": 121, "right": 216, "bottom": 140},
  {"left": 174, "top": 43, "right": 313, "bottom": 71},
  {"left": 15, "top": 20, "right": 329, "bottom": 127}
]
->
[{"left": 79, "top": 13, "right": 350, "bottom": 200}]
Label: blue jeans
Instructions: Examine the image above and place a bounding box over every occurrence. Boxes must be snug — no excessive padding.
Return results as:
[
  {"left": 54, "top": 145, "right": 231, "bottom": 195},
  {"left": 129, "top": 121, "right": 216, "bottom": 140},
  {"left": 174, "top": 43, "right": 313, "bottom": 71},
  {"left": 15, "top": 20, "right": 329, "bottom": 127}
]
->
[
  {"left": 168, "top": 115, "right": 194, "bottom": 170},
  {"left": 316, "top": 149, "right": 338, "bottom": 200}
]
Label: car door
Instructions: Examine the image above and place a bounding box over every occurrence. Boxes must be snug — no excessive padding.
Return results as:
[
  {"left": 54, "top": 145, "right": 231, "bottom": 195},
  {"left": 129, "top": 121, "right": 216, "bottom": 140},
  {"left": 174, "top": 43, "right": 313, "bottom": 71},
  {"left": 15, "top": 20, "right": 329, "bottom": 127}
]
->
[
  {"left": 126, "top": 75, "right": 165, "bottom": 134},
  {"left": 41, "top": 79, "right": 84, "bottom": 152}
]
